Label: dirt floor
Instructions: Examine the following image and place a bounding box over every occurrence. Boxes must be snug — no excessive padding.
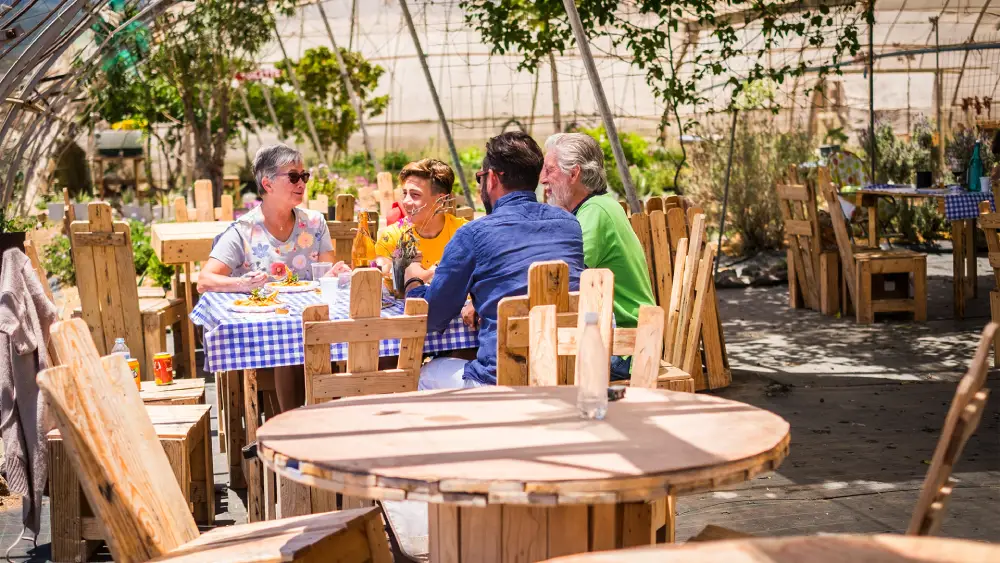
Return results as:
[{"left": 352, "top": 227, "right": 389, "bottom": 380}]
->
[{"left": 1, "top": 248, "right": 997, "bottom": 560}]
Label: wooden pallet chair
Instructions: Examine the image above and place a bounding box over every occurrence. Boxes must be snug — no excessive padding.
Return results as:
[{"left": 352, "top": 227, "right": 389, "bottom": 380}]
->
[
  {"left": 455, "top": 206, "right": 475, "bottom": 221},
  {"left": 629, "top": 209, "right": 730, "bottom": 390},
  {"left": 23, "top": 237, "right": 54, "bottom": 302},
  {"left": 327, "top": 194, "right": 380, "bottom": 264},
  {"left": 70, "top": 202, "right": 194, "bottom": 381},
  {"left": 49, "top": 400, "right": 213, "bottom": 562},
  {"left": 212, "top": 194, "right": 234, "bottom": 221},
  {"left": 978, "top": 200, "right": 1000, "bottom": 366},
  {"left": 818, "top": 168, "right": 927, "bottom": 324},
  {"left": 193, "top": 179, "right": 215, "bottom": 222},
  {"left": 777, "top": 173, "right": 840, "bottom": 315},
  {"left": 529, "top": 268, "right": 677, "bottom": 547},
  {"left": 39, "top": 319, "right": 392, "bottom": 563},
  {"left": 690, "top": 323, "right": 997, "bottom": 542},
  {"left": 254, "top": 268, "right": 429, "bottom": 522}
]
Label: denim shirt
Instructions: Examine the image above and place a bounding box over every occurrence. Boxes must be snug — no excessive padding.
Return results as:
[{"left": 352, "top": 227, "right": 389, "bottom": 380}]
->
[{"left": 408, "top": 190, "right": 584, "bottom": 385}]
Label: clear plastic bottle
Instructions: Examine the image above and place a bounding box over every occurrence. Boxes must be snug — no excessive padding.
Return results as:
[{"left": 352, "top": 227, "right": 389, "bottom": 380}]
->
[
  {"left": 111, "top": 337, "right": 130, "bottom": 358},
  {"left": 576, "top": 312, "right": 609, "bottom": 420}
]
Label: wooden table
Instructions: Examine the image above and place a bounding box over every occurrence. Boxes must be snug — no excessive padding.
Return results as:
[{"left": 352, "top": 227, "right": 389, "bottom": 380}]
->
[
  {"left": 850, "top": 188, "right": 988, "bottom": 319},
  {"left": 150, "top": 221, "right": 230, "bottom": 382},
  {"left": 257, "top": 386, "right": 791, "bottom": 562},
  {"left": 543, "top": 534, "right": 1000, "bottom": 562}
]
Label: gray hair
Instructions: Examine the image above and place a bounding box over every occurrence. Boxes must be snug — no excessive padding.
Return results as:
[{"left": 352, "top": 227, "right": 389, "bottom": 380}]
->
[
  {"left": 253, "top": 144, "right": 303, "bottom": 194},
  {"left": 544, "top": 133, "right": 608, "bottom": 194}
]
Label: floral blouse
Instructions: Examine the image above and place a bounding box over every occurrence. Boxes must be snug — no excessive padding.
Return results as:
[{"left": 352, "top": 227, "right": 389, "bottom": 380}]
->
[{"left": 209, "top": 206, "right": 334, "bottom": 280}]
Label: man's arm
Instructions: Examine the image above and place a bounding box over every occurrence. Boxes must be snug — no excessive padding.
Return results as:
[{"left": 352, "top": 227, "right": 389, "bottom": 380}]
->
[{"left": 406, "top": 228, "right": 476, "bottom": 331}]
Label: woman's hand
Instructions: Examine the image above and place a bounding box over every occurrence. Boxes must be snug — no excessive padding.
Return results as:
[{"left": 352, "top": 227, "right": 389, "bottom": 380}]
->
[
  {"left": 237, "top": 271, "right": 268, "bottom": 292},
  {"left": 461, "top": 300, "right": 478, "bottom": 330},
  {"left": 325, "top": 261, "right": 352, "bottom": 276}
]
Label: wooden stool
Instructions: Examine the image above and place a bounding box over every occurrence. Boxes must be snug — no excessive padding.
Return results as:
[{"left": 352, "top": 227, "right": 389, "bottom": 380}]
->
[
  {"left": 140, "top": 297, "right": 194, "bottom": 381},
  {"left": 48, "top": 404, "right": 213, "bottom": 563},
  {"left": 139, "top": 378, "right": 206, "bottom": 406}
]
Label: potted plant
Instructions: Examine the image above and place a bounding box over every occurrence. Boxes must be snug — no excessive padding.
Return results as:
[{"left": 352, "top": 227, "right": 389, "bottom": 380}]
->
[{"left": 0, "top": 205, "right": 34, "bottom": 257}]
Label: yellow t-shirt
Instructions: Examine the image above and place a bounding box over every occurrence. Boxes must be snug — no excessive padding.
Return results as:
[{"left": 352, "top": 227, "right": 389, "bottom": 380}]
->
[{"left": 375, "top": 214, "right": 468, "bottom": 269}]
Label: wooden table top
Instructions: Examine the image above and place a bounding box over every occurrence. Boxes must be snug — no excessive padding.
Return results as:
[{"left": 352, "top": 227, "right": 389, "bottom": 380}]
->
[
  {"left": 140, "top": 378, "right": 206, "bottom": 405},
  {"left": 257, "top": 386, "right": 790, "bottom": 506},
  {"left": 543, "top": 534, "right": 1000, "bottom": 562},
  {"left": 48, "top": 404, "right": 210, "bottom": 441},
  {"left": 151, "top": 221, "right": 230, "bottom": 264}
]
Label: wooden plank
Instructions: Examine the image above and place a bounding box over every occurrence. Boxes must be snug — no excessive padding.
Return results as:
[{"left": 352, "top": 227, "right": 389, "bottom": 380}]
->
[
  {"left": 40, "top": 321, "right": 199, "bottom": 562},
  {"left": 528, "top": 261, "right": 572, "bottom": 385},
  {"left": 347, "top": 269, "right": 381, "bottom": 374},
  {"left": 784, "top": 220, "right": 812, "bottom": 236},
  {"left": 671, "top": 214, "right": 705, "bottom": 367},
  {"left": 914, "top": 256, "right": 928, "bottom": 322},
  {"left": 665, "top": 208, "right": 687, "bottom": 252},
  {"left": 857, "top": 260, "right": 874, "bottom": 324},
  {"left": 589, "top": 504, "right": 618, "bottom": 552},
  {"left": 194, "top": 179, "right": 214, "bottom": 222},
  {"left": 336, "top": 193, "right": 355, "bottom": 221},
  {"left": 365, "top": 508, "right": 394, "bottom": 563},
  {"left": 870, "top": 299, "right": 918, "bottom": 313},
  {"left": 227, "top": 371, "right": 246, "bottom": 489},
  {"left": 49, "top": 438, "right": 87, "bottom": 563},
  {"left": 182, "top": 262, "right": 197, "bottom": 378},
  {"left": 244, "top": 368, "right": 263, "bottom": 522},
  {"left": 497, "top": 298, "right": 530, "bottom": 386},
  {"left": 302, "top": 304, "right": 333, "bottom": 405},
  {"left": 819, "top": 251, "right": 840, "bottom": 316},
  {"left": 629, "top": 212, "right": 656, "bottom": 290},
  {"left": 663, "top": 239, "right": 688, "bottom": 362},
  {"left": 529, "top": 305, "right": 559, "bottom": 387},
  {"left": 434, "top": 504, "right": 461, "bottom": 563},
  {"left": 818, "top": 167, "right": 858, "bottom": 306},
  {"left": 461, "top": 505, "right": 502, "bottom": 563},
  {"left": 303, "top": 316, "right": 427, "bottom": 344},
  {"left": 775, "top": 184, "right": 810, "bottom": 201},
  {"left": 620, "top": 502, "right": 654, "bottom": 548},
  {"left": 681, "top": 245, "right": 715, "bottom": 377},
  {"left": 73, "top": 232, "right": 127, "bottom": 246},
  {"left": 648, "top": 210, "right": 673, "bottom": 306},
  {"left": 644, "top": 197, "right": 663, "bottom": 214},
  {"left": 700, "top": 282, "right": 732, "bottom": 390},
  {"left": 218, "top": 194, "right": 234, "bottom": 221},
  {"left": 547, "top": 505, "right": 589, "bottom": 558},
  {"left": 174, "top": 197, "right": 189, "bottom": 222},
  {"left": 277, "top": 476, "right": 312, "bottom": 519},
  {"left": 377, "top": 172, "right": 395, "bottom": 224},
  {"left": 91, "top": 206, "right": 129, "bottom": 354},
  {"left": 113, "top": 222, "right": 146, "bottom": 377},
  {"left": 991, "top": 292, "right": 1000, "bottom": 367},
  {"left": 630, "top": 306, "right": 665, "bottom": 390},
  {"left": 397, "top": 298, "right": 429, "bottom": 378},
  {"left": 502, "top": 506, "right": 547, "bottom": 563},
  {"left": 70, "top": 222, "right": 105, "bottom": 353}
]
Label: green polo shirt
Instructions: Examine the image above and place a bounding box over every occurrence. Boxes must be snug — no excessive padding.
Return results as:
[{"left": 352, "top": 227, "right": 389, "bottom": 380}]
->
[{"left": 574, "top": 192, "right": 655, "bottom": 328}]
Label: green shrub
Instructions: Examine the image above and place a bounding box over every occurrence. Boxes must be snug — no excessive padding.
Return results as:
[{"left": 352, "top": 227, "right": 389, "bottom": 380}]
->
[
  {"left": 43, "top": 235, "right": 74, "bottom": 287},
  {"left": 688, "top": 119, "right": 815, "bottom": 256},
  {"left": 381, "top": 150, "right": 413, "bottom": 172},
  {"left": 129, "top": 219, "right": 174, "bottom": 289}
]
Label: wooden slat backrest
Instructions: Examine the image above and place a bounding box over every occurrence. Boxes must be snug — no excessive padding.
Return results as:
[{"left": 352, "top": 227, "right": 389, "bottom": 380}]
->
[
  {"left": 194, "top": 179, "right": 214, "bottom": 221},
  {"left": 302, "top": 268, "right": 428, "bottom": 403},
  {"left": 38, "top": 319, "right": 198, "bottom": 562},
  {"left": 528, "top": 268, "right": 667, "bottom": 389},
  {"left": 818, "top": 166, "right": 859, "bottom": 306},
  {"left": 978, "top": 205, "right": 1000, "bottom": 289},
  {"left": 496, "top": 261, "right": 580, "bottom": 386},
  {"left": 327, "top": 195, "right": 379, "bottom": 263},
  {"left": 70, "top": 202, "right": 145, "bottom": 369},
  {"left": 23, "top": 237, "right": 54, "bottom": 301},
  {"left": 664, "top": 214, "right": 717, "bottom": 375},
  {"left": 907, "top": 323, "right": 996, "bottom": 536},
  {"left": 644, "top": 197, "right": 664, "bottom": 214},
  {"left": 456, "top": 206, "right": 475, "bottom": 221},
  {"left": 376, "top": 172, "right": 395, "bottom": 225},
  {"left": 777, "top": 181, "right": 821, "bottom": 310},
  {"left": 629, "top": 210, "right": 675, "bottom": 315},
  {"left": 215, "top": 194, "right": 234, "bottom": 221}
]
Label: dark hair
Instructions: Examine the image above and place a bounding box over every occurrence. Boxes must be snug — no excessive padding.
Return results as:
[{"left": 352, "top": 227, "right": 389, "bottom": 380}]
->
[
  {"left": 399, "top": 158, "right": 455, "bottom": 195},
  {"left": 484, "top": 131, "right": 543, "bottom": 192}
]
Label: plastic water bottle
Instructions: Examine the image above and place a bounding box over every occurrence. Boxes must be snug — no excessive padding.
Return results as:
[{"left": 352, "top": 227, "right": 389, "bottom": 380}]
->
[
  {"left": 111, "top": 337, "right": 130, "bottom": 358},
  {"left": 576, "top": 312, "right": 609, "bottom": 420}
]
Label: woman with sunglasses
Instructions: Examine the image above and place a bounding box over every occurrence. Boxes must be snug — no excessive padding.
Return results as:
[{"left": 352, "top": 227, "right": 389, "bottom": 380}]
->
[{"left": 199, "top": 144, "right": 349, "bottom": 411}]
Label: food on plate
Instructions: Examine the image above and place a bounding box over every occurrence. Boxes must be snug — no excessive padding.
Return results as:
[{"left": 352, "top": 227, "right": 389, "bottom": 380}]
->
[
  {"left": 233, "top": 288, "right": 282, "bottom": 307},
  {"left": 269, "top": 271, "right": 311, "bottom": 287}
]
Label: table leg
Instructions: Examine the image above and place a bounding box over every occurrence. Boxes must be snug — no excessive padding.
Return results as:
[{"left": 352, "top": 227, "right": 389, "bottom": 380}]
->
[
  {"left": 867, "top": 204, "right": 878, "bottom": 248},
  {"left": 244, "top": 368, "right": 263, "bottom": 522},
  {"left": 181, "top": 262, "right": 197, "bottom": 376},
  {"left": 227, "top": 371, "right": 246, "bottom": 490},
  {"left": 428, "top": 502, "right": 660, "bottom": 563},
  {"left": 953, "top": 221, "right": 966, "bottom": 319},
  {"left": 967, "top": 220, "right": 978, "bottom": 299}
]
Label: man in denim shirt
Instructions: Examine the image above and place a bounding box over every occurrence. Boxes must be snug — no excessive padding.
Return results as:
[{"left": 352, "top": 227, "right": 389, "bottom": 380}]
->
[{"left": 403, "top": 131, "right": 585, "bottom": 387}]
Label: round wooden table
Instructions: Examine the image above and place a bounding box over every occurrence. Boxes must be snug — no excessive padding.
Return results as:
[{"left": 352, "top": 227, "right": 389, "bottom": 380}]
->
[
  {"left": 257, "top": 386, "right": 790, "bottom": 562},
  {"left": 544, "top": 534, "right": 1000, "bottom": 562}
]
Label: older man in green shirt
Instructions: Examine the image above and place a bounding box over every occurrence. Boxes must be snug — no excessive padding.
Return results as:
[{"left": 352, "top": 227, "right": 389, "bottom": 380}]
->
[{"left": 541, "top": 133, "right": 656, "bottom": 379}]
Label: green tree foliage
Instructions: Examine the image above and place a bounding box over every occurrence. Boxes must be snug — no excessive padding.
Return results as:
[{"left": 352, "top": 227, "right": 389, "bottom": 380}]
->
[{"left": 460, "top": 1, "right": 865, "bottom": 133}]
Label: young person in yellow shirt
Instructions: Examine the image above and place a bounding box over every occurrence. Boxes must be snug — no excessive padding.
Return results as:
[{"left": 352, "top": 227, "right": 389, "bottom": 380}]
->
[{"left": 374, "top": 159, "right": 468, "bottom": 274}]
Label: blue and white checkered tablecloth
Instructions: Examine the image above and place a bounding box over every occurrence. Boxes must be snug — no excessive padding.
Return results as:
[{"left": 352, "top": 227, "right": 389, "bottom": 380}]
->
[
  {"left": 190, "top": 290, "right": 479, "bottom": 372},
  {"left": 862, "top": 184, "right": 995, "bottom": 221}
]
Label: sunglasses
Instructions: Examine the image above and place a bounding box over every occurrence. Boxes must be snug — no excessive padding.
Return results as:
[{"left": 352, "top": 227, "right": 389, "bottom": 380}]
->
[
  {"left": 476, "top": 168, "right": 502, "bottom": 185},
  {"left": 276, "top": 171, "right": 311, "bottom": 184}
]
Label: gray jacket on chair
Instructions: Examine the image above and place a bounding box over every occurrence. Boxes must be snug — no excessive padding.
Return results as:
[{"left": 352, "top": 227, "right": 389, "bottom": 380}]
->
[{"left": 0, "top": 248, "right": 58, "bottom": 534}]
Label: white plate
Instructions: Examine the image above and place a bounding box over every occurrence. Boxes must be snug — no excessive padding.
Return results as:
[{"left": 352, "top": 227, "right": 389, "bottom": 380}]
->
[
  {"left": 264, "top": 280, "right": 319, "bottom": 293},
  {"left": 227, "top": 302, "right": 284, "bottom": 314}
]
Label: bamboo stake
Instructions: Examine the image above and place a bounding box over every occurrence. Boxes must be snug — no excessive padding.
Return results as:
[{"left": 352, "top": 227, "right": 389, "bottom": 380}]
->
[
  {"left": 315, "top": 1, "right": 381, "bottom": 174},
  {"left": 560, "top": 0, "right": 640, "bottom": 213},
  {"left": 271, "top": 20, "right": 325, "bottom": 159},
  {"left": 398, "top": 0, "right": 473, "bottom": 207}
]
